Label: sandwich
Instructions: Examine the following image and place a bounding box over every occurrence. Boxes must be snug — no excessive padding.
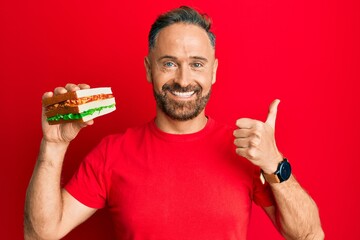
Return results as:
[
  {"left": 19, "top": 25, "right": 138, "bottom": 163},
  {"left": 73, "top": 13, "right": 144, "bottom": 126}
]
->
[{"left": 43, "top": 87, "right": 116, "bottom": 125}]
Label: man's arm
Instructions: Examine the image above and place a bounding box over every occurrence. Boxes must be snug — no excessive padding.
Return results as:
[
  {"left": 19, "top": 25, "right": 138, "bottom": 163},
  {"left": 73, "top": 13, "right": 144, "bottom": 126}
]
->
[
  {"left": 24, "top": 83, "right": 96, "bottom": 239},
  {"left": 263, "top": 176, "right": 324, "bottom": 239},
  {"left": 24, "top": 140, "right": 96, "bottom": 239},
  {"left": 234, "top": 99, "right": 324, "bottom": 239}
]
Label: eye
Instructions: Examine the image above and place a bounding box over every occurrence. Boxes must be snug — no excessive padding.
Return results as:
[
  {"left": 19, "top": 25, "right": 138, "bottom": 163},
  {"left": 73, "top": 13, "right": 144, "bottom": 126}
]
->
[
  {"left": 192, "top": 62, "right": 203, "bottom": 68},
  {"left": 164, "top": 61, "right": 176, "bottom": 68}
]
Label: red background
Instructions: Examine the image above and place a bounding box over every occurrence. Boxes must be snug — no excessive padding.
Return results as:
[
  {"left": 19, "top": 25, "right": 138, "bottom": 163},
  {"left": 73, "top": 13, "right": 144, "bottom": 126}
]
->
[{"left": 1, "top": 0, "right": 359, "bottom": 239}]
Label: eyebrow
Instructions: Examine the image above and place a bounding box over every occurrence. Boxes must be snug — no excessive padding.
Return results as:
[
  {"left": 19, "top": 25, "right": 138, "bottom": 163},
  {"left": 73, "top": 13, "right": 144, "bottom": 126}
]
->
[{"left": 157, "top": 55, "right": 208, "bottom": 62}]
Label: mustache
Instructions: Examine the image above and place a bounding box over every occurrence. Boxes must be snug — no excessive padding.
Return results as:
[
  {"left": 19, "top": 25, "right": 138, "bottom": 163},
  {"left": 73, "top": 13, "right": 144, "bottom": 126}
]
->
[{"left": 162, "top": 83, "right": 202, "bottom": 93}]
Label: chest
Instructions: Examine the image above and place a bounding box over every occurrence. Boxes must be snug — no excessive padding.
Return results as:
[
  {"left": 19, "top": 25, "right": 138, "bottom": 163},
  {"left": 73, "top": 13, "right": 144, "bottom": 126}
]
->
[{"left": 106, "top": 139, "right": 254, "bottom": 239}]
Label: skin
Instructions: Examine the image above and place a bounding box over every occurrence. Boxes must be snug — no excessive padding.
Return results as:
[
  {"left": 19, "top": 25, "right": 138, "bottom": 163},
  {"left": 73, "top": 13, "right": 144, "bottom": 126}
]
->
[
  {"left": 234, "top": 100, "right": 324, "bottom": 239},
  {"left": 145, "top": 23, "right": 218, "bottom": 134},
  {"left": 24, "top": 23, "right": 324, "bottom": 239},
  {"left": 24, "top": 83, "right": 97, "bottom": 239}
]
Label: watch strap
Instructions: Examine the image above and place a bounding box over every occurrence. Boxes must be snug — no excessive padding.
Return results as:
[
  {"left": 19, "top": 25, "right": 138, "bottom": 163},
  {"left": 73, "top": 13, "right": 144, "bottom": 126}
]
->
[
  {"left": 261, "top": 158, "right": 291, "bottom": 184},
  {"left": 261, "top": 171, "right": 281, "bottom": 184}
]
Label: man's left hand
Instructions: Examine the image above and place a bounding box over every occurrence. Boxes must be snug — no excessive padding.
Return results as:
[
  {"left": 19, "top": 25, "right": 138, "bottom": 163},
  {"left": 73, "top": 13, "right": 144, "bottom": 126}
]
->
[{"left": 233, "top": 99, "right": 283, "bottom": 174}]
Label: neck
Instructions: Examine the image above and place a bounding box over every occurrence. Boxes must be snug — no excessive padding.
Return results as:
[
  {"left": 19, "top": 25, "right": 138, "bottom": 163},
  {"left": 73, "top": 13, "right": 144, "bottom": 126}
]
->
[{"left": 155, "top": 109, "right": 208, "bottom": 134}]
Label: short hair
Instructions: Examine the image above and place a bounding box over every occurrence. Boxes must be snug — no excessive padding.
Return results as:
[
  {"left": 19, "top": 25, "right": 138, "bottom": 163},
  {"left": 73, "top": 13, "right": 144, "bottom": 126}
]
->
[{"left": 148, "top": 6, "right": 216, "bottom": 51}]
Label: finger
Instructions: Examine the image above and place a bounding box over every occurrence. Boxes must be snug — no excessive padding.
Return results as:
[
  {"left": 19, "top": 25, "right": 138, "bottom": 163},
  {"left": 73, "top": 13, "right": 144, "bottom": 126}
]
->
[
  {"left": 42, "top": 91, "right": 53, "bottom": 100},
  {"left": 233, "top": 129, "right": 252, "bottom": 138},
  {"left": 236, "top": 147, "right": 258, "bottom": 160},
  {"left": 265, "top": 99, "right": 280, "bottom": 129},
  {"left": 236, "top": 118, "right": 256, "bottom": 129},
  {"left": 54, "top": 86, "right": 68, "bottom": 95},
  {"left": 234, "top": 135, "right": 260, "bottom": 147},
  {"left": 54, "top": 83, "right": 80, "bottom": 95},
  {"left": 42, "top": 92, "right": 53, "bottom": 118},
  {"left": 235, "top": 148, "right": 250, "bottom": 159},
  {"left": 72, "top": 120, "right": 94, "bottom": 134},
  {"left": 236, "top": 147, "right": 246, "bottom": 156},
  {"left": 65, "top": 83, "right": 80, "bottom": 92},
  {"left": 83, "top": 119, "right": 94, "bottom": 126},
  {"left": 234, "top": 138, "right": 250, "bottom": 148},
  {"left": 41, "top": 93, "right": 52, "bottom": 125},
  {"left": 78, "top": 83, "right": 91, "bottom": 89}
]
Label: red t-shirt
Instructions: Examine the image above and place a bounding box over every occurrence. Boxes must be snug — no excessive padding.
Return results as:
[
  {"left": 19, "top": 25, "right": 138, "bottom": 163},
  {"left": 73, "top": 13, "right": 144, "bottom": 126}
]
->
[{"left": 65, "top": 117, "right": 274, "bottom": 239}]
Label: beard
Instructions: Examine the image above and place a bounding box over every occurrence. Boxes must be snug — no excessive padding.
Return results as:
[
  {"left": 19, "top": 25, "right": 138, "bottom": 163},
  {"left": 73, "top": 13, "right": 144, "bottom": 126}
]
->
[{"left": 153, "top": 82, "right": 211, "bottom": 121}]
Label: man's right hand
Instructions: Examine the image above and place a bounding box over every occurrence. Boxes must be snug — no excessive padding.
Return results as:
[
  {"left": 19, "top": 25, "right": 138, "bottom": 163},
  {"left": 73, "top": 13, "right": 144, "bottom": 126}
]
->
[
  {"left": 42, "top": 83, "right": 94, "bottom": 144},
  {"left": 24, "top": 83, "right": 98, "bottom": 240}
]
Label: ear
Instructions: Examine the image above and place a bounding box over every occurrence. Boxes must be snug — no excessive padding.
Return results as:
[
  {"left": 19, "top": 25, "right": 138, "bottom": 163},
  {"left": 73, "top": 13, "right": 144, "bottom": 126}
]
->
[
  {"left": 144, "top": 56, "right": 152, "bottom": 83},
  {"left": 211, "top": 58, "right": 218, "bottom": 84}
]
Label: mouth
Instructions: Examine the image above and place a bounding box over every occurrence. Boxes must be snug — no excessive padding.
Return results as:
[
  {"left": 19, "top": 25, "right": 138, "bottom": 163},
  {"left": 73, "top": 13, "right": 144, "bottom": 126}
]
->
[{"left": 171, "top": 91, "right": 196, "bottom": 98}]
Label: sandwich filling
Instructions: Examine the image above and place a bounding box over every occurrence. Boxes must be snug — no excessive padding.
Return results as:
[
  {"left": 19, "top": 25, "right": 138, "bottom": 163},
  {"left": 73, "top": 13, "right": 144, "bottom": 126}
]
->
[
  {"left": 45, "top": 93, "right": 116, "bottom": 122},
  {"left": 45, "top": 94, "right": 114, "bottom": 112},
  {"left": 47, "top": 104, "right": 116, "bottom": 122}
]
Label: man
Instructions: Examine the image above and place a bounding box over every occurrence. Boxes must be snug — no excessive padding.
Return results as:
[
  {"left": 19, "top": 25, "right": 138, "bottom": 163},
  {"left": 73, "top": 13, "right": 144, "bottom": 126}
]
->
[{"left": 24, "top": 6, "right": 324, "bottom": 239}]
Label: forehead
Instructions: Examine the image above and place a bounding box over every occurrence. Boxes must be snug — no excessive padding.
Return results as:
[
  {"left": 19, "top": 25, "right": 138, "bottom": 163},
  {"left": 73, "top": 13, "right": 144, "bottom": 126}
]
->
[{"left": 152, "top": 23, "right": 215, "bottom": 58}]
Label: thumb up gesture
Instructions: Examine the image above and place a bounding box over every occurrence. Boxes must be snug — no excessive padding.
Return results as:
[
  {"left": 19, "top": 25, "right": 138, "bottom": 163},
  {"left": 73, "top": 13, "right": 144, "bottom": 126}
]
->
[{"left": 233, "top": 99, "right": 283, "bottom": 174}]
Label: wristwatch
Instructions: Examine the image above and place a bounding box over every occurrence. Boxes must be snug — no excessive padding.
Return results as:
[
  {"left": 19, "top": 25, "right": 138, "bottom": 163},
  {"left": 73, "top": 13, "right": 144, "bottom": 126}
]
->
[{"left": 261, "top": 158, "right": 292, "bottom": 184}]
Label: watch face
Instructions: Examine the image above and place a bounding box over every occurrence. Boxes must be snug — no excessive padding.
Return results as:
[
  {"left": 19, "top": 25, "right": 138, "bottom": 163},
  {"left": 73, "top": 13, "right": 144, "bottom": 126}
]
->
[{"left": 279, "top": 160, "right": 292, "bottom": 181}]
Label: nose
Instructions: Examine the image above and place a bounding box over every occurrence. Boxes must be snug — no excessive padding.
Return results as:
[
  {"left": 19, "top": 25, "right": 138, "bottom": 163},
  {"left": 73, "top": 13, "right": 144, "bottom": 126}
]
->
[{"left": 174, "top": 65, "right": 191, "bottom": 87}]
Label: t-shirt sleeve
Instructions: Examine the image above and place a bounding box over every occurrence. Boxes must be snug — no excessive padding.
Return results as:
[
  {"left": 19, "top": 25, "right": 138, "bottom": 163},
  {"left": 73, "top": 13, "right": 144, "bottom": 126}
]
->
[
  {"left": 65, "top": 138, "right": 109, "bottom": 209},
  {"left": 252, "top": 166, "right": 275, "bottom": 207}
]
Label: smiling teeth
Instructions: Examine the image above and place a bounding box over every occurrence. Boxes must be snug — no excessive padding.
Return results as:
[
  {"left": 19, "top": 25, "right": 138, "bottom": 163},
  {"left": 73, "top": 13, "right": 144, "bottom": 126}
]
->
[{"left": 173, "top": 91, "right": 195, "bottom": 97}]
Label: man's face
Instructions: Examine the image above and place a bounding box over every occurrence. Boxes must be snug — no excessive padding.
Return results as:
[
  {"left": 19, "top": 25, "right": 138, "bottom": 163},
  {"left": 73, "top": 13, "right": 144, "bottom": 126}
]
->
[{"left": 145, "top": 23, "right": 218, "bottom": 121}]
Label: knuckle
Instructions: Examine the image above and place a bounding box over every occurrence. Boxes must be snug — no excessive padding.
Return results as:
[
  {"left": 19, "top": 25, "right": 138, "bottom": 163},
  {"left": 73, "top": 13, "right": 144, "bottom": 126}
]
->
[
  {"left": 252, "top": 130, "right": 261, "bottom": 139},
  {"left": 248, "top": 148, "right": 257, "bottom": 159},
  {"left": 249, "top": 137, "right": 259, "bottom": 147}
]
